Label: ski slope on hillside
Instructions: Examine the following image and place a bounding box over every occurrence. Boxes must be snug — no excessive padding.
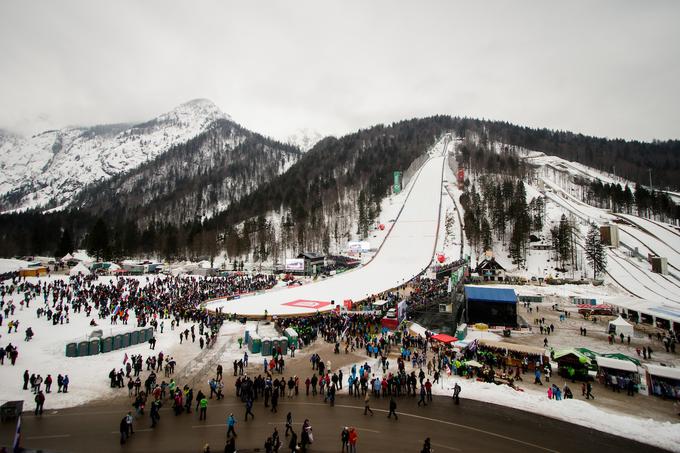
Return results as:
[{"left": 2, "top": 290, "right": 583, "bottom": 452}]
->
[
  {"left": 206, "top": 136, "right": 452, "bottom": 316},
  {"left": 539, "top": 171, "right": 680, "bottom": 302}
]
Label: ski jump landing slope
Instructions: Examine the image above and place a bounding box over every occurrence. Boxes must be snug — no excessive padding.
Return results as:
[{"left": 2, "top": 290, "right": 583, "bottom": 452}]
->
[{"left": 206, "top": 139, "right": 449, "bottom": 317}]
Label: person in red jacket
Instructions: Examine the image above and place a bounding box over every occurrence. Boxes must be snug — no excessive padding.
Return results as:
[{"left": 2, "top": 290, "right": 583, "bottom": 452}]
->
[{"left": 348, "top": 427, "right": 358, "bottom": 453}]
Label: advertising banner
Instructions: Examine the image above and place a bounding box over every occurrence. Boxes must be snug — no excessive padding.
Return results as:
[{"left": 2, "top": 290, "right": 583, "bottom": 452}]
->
[
  {"left": 285, "top": 258, "right": 305, "bottom": 272},
  {"left": 347, "top": 241, "right": 371, "bottom": 253},
  {"left": 397, "top": 299, "right": 408, "bottom": 323}
]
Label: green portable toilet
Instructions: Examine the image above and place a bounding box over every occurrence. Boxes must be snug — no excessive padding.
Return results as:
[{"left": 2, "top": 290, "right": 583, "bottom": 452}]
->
[
  {"left": 146, "top": 328, "right": 154, "bottom": 341},
  {"left": 89, "top": 338, "right": 101, "bottom": 355},
  {"left": 65, "top": 342, "right": 78, "bottom": 357},
  {"left": 284, "top": 327, "right": 298, "bottom": 348},
  {"left": 122, "top": 333, "right": 130, "bottom": 348},
  {"left": 261, "top": 337, "right": 272, "bottom": 356},
  {"left": 272, "top": 338, "right": 280, "bottom": 354},
  {"left": 250, "top": 332, "right": 262, "bottom": 354},
  {"left": 130, "top": 331, "right": 139, "bottom": 345},
  {"left": 279, "top": 337, "right": 288, "bottom": 355},
  {"left": 101, "top": 337, "right": 113, "bottom": 353},
  {"left": 78, "top": 341, "right": 90, "bottom": 357},
  {"left": 113, "top": 334, "right": 123, "bottom": 350}
]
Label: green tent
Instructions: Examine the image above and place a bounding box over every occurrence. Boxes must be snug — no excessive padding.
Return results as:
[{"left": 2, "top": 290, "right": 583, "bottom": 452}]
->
[{"left": 601, "top": 353, "right": 641, "bottom": 366}]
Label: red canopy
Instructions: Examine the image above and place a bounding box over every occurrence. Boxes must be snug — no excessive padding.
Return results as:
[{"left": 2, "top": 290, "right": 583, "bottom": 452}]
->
[{"left": 431, "top": 334, "right": 458, "bottom": 344}]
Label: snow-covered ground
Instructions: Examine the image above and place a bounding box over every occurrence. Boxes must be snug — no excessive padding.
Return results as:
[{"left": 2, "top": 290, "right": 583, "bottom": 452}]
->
[{"left": 0, "top": 275, "right": 252, "bottom": 409}]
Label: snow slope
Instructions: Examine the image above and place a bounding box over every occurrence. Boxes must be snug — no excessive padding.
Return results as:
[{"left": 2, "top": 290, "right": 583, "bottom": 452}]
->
[
  {"left": 207, "top": 136, "right": 452, "bottom": 315},
  {"left": 0, "top": 99, "right": 229, "bottom": 211}
]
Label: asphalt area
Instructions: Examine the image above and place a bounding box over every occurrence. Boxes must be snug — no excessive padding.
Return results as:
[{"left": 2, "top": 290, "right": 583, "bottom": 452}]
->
[{"left": 0, "top": 341, "right": 669, "bottom": 452}]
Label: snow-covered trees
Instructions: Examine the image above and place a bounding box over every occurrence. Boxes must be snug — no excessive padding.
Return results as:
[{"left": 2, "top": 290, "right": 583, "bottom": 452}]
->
[{"left": 585, "top": 222, "right": 607, "bottom": 278}]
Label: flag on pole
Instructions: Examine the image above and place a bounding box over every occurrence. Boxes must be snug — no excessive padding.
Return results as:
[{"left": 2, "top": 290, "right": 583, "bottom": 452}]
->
[
  {"left": 13, "top": 415, "right": 21, "bottom": 453},
  {"left": 123, "top": 353, "right": 128, "bottom": 364}
]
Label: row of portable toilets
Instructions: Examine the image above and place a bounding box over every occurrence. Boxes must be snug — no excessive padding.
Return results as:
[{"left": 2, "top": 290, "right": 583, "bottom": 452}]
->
[
  {"left": 245, "top": 327, "right": 298, "bottom": 356},
  {"left": 65, "top": 327, "right": 155, "bottom": 357}
]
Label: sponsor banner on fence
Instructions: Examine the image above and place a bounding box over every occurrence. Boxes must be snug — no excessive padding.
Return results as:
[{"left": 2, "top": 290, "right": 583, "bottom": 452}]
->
[
  {"left": 285, "top": 258, "right": 305, "bottom": 272},
  {"left": 347, "top": 241, "right": 371, "bottom": 253}
]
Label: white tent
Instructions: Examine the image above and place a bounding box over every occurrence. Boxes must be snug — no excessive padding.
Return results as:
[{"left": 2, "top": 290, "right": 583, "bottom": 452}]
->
[
  {"left": 61, "top": 253, "right": 74, "bottom": 262},
  {"left": 608, "top": 316, "right": 634, "bottom": 337},
  {"left": 69, "top": 262, "right": 91, "bottom": 276}
]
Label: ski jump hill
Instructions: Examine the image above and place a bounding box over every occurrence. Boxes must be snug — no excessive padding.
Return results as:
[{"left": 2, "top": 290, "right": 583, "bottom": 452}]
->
[{"left": 206, "top": 137, "right": 451, "bottom": 317}]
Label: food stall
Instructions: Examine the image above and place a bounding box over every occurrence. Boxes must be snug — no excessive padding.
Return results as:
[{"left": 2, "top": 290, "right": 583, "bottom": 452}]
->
[
  {"left": 645, "top": 364, "right": 680, "bottom": 400},
  {"left": 553, "top": 348, "right": 596, "bottom": 381},
  {"left": 595, "top": 356, "right": 640, "bottom": 392}
]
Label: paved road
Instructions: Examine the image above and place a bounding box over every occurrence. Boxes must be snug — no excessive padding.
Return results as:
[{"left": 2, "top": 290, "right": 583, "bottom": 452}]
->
[{"left": 0, "top": 393, "right": 665, "bottom": 453}]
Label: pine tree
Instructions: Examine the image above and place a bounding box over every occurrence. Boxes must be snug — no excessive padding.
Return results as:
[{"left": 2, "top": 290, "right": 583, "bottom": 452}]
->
[
  {"left": 87, "top": 218, "right": 109, "bottom": 261},
  {"left": 585, "top": 223, "right": 607, "bottom": 278},
  {"left": 55, "top": 227, "right": 74, "bottom": 259},
  {"left": 557, "top": 214, "right": 573, "bottom": 268}
]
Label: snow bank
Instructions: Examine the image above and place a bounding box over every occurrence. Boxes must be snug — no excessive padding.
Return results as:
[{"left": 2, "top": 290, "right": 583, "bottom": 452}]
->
[{"left": 433, "top": 375, "right": 680, "bottom": 452}]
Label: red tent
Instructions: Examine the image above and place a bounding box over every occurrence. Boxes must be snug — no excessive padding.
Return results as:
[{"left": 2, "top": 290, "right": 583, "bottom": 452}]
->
[{"left": 431, "top": 333, "right": 458, "bottom": 344}]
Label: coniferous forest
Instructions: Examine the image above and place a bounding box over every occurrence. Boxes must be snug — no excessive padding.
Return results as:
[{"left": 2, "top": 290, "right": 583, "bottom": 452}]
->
[{"left": 1, "top": 115, "right": 679, "bottom": 262}]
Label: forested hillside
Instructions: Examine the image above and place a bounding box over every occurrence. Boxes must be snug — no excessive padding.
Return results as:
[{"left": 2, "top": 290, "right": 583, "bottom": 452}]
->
[{"left": 0, "top": 114, "right": 678, "bottom": 262}]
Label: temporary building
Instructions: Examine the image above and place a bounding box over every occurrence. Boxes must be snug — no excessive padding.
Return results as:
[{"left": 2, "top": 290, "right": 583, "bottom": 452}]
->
[
  {"left": 69, "top": 262, "right": 91, "bottom": 276},
  {"left": 464, "top": 286, "right": 517, "bottom": 327},
  {"left": 608, "top": 316, "right": 634, "bottom": 337},
  {"left": 596, "top": 356, "right": 638, "bottom": 373}
]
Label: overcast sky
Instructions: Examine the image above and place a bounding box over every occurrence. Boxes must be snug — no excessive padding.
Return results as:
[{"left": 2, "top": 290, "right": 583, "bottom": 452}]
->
[{"left": 1, "top": 1, "right": 679, "bottom": 141}]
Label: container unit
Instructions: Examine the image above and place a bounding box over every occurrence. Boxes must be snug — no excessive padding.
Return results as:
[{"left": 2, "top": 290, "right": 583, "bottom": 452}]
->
[
  {"left": 262, "top": 337, "right": 272, "bottom": 356},
  {"left": 284, "top": 327, "right": 299, "bottom": 348}
]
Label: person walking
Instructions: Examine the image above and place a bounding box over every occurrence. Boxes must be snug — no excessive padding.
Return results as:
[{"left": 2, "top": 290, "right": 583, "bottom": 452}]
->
[
  {"left": 34, "top": 390, "right": 45, "bottom": 416},
  {"left": 348, "top": 427, "right": 358, "bottom": 453},
  {"left": 363, "top": 393, "right": 373, "bottom": 415},
  {"left": 245, "top": 398, "right": 255, "bottom": 421},
  {"left": 285, "top": 412, "right": 294, "bottom": 437},
  {"left": 586, "top": 382, "right": 595, "bottom": 400},
  {"left": 271, "top": 389, "right": 279, "bottom": 413},
  {"left": 150, "top": 399, "right": 161, "bottom": 427},
  {"left": 387, "top": 397, "right": 398, "bottom": 420},
  {"left": 126, "top": 411, "right": 134, "bottom": 435},
  {"left": 227, "top": 413, "right": 237, "bottom": 438},
  {"left": 119, "top": 415, "right": 129, "bottom": 444},
  {"left": 288, "top": 431, "right": 298, "bottom": 453},
  {"left": 418, "top": 385, "right": 427, "bottom": 406},
  {"left": 199, "top": 394, "right": 208, "bottom": 420},
  {"left": 453, "top": 382, "right": 461, "bottom": 405},
  {"left": 341, "top": 426, "right": 350, "bottom": 452}
]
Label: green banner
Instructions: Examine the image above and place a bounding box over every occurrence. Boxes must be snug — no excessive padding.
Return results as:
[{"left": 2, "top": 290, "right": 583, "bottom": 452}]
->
[{"left": 393, "top": 171, "right": 402, "bottom": 194}]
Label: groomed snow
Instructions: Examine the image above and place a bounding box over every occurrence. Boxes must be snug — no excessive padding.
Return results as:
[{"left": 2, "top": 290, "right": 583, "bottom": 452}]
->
[{"left": 206, "top": 136, "right": 453, "bottom": 316}]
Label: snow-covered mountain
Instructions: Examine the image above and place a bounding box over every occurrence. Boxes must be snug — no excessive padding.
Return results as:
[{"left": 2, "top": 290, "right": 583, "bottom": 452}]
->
[
  {"left": 0, "top": 99, "right": 230, "bottom": 211},
  {"left": 285, "top": 128, "right": 325, "bottom": 152}
]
